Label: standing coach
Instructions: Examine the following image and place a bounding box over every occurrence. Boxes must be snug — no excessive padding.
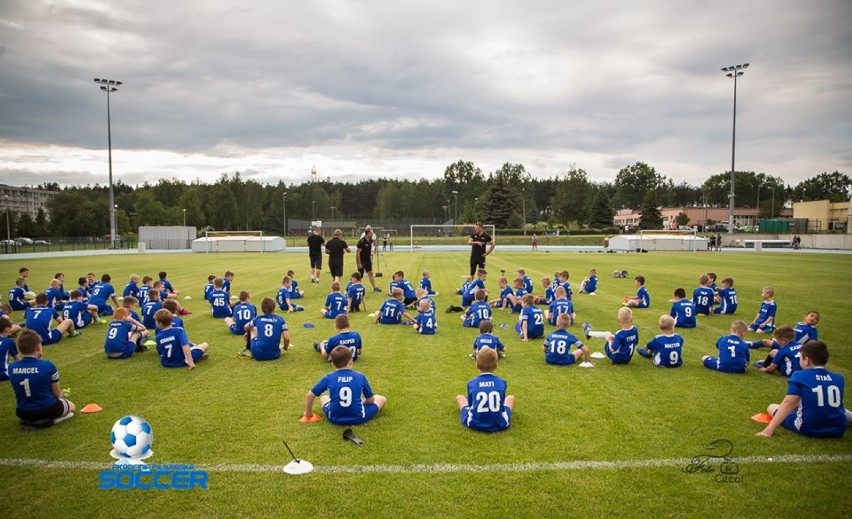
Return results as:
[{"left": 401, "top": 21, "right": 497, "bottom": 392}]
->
[{"left": 468, "top": 222, "right": 494, "bottom": 276}]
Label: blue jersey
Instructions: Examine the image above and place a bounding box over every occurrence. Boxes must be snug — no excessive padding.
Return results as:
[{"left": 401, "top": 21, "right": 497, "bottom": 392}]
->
[
  {"left": 231, "top": 302, "right": 257, "bottom": 334},
  {"left": 782, "top": 367, "right": 846, "bottom": 438},
  {"left": 417, "top": 296, "right": 436, "bottom": 312},
  {"left": 347, "top": 283, "right": 366, "bottom": 311},
  {"left": 715, "top": 287, "right": 738, "bottom": 314},
  {"left": 793, "top": 322, "right": 818, "bottom": 345},
  {"left": 463, "top": 301, "right": 492, "bottom": 328},
  {"left": 547, "top": 298, "right": 574, "bottom": 326},
  {"left": 378, "top": 299, "right": 406, "bottom": 324},
  {"left": 159, "top": 279, "right": 176, "bottom": 294},
  {"left": 712, "top": 334, "right": 750, "bottom": 373},
  {"left": 583, "top": 276, "right": 598, "bottom": 293},
  {"left": 311, "top": 368, "right": 375, "bottom": 425},
  {"left": 541, "top": 285, "right": 556, "bottom": 305},
  {"left": 415, "top": 310, "right": 437, "bottom": 334},
  {"left": 419, "top": 277, "right": 435, "bottom": 294},
  {"left": 122, "top": 281, "right": 140, "bottom": 300},
  {"left": 752, "top": 300, "right": 777, "bottom": 328},
  {"left": 45, "top": 287, "right": 65, "bottom": 309},
  {"left": 607, "top": 326, "right": 639, "bottom": 364},
  {"left": 770, "top": 343, "right": 803, "bottom": 377},
  {"left": 511, "top": 288, "right": 527, "bottom": 313},
  {"left": 645, "top": 333, "right": 684, "bottom": 367},
  {"left": 692, "top": 287, "right": 714, "bottom": 315},
  {"left": 62, "top": 301, "right": 93, "bottom": 329},
  {"left": 141, "top": 301, "right": 163, "bottom": 330},
  {"left": 473, "top": 333, "right": 505, "bottom": 353},
  {"left": 456, "top": 279, "right": 472, "bottom": 295},
  {"left": 518, "top": 306, "right": 545, "bottom": 338},
  {"left": 9, "top": 356, "right": 59, "bottom": 411},
  {"left": 325, "top": 331, "right": 363, "bottom": 359},
  {"left": 669, "top": 299, "right": 696, "bottom": 328},
  {"left": 203, "top": 282, "right": 214, "bottom": 302},
  {"left": 209, "top": 289, "right": 232, "bottom": 318},
  {"left": 494, "top": 286, "right": 513, "bottom": 308},
  {"left": 544, "top": 329, "right": 584, "bottom": 365},
  {"left": 104, "top": 320, "right": 140, "bottom": 355},
  {"left": 155, "top": 327, "right": 192, "bottom": 367},
  {"left": 276, "top": 287, "right": 298, "bottom": 311},
  {"left": 24, "top": 306, "right": 58, "bottom": 343},
  {"left": 462, "top": 278, "right": 486, "bottom": 307},
  {"left": 0, "top": 337, "right": 19, "bottom": 380},
  {"left": 250, "top": 314, "right": 288, "bottom": 360},
  {"left": 521, "top": 276, "right": 533, "bottom": 294},
  {"left": 461, "top": 373, "right": 511, "bottom": 432},
  {"left": 222, "top": 278, "right": 232, "bottom": 295},
  {"left": 635, "top": 286, "right": 650, "bottom": 308},
  {"left": 9, "top": 287, "right": 29, "bottom": 310},
  {"left": 323, "top": 293, "right": 348, "bottom": 318},
  {"left": 138, "top": 285, "right": 152, "bottom": 306},
  {"left": 390, "top": 279, "right": 417, "bottom": 301},
  {"left": 89, "top": 282, "right": 115, "bottom": 306}
]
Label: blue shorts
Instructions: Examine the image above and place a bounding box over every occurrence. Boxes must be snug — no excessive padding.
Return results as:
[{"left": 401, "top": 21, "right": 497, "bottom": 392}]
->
[
  {"left": 190, "top": 347, "right": 205, "bottom": 362},
  {"left": 748, "top": 322, "right": 774, "bottom": 332},
  {"left": 97, "top": 304, "right": 114, "bottom": 316},
  {"left": 546, "top": 354, "right": 577, "bottom": 366},
  {"left": 605, "top": 345, "right": 631, "bottom": 365},
  {"left": 703, "top": 357, "right": 745, "bottom": 373},
  {"left": 322, "top": 401, "right": 379, "bottom": 425},
  {"left": 459, "top": 406, "right": 512, "bottom": 432},
  {"left": 250, "top": 338, "right": 281, "bottom": 361},
  {"left": 229, "top": 323, "right": 244, "bottom": 335},
  {"left": 41, "top": 329, "right": 63, "bottom": 346},
  {"left": 107, "top": 341, "right": 136, "bottom": 359}
]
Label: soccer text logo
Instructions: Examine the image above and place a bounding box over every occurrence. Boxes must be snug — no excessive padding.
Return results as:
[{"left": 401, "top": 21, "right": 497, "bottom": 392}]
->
[{"left": 682, "top": 439, "right": 742, "bottom": 484}]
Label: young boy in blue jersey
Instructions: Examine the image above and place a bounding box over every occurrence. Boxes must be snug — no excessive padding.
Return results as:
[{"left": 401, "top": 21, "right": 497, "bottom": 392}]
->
[
  {"left": 580, "top": 268, "right": 598, "bottom": 295},
  {"left": 388, "top": 271, "right": 418, "bottom": 308},
  {"left": 160, "top": 300, "right": 186, "bottom": 330},
  {"left": 89, "top": 274, "right": 119, "bottom": 316},
  {"left": 448, "top": 269, "right": 487, "bottom": 313},
  {"left": 276, "top": 276, "right": 304, "bottom": 313},
  {"left": 692, "top": 275, "right": 715, "bottom": 315},
  {"left": 222, "top": 271, "right": 235, "bottom": 296},
  {"left": 712, "top": 277, "right": 738, "bottom": 315},
  {"left": 707, "top": 272, "right": 719, "bottom": 295},
  {"left": 557, "top": 270, "right": 573, "bottom": 300},
  {"left": 241, "top": 298, "right": 290, "bottom": 360},
  {"left": 471, "top": 321, "right": 505, "bottom": 359},
  {"left": 489, "top": 277, "right": 514, "bottom": 310},
  {"left": 9, "top": 278, "right": 31, "bottom": 311},
  {"left": 320, "top": 282, "right": 348, "bottom": 319},
  {"left": 208, "top": 278, "right": 232, "bottom": 319},
  {"left": 757, "top": 340, "right": 848, "bottom": 439},
  {"left": 25, "top": 293, "right": 78, "bottom": 345},
  {"left": 546, "top": 286, "right": 574, "bottom": 326},
  {"left": 748, "top": 286, "right": 777, "bottom": 333},
  {"left": 515, "top": 294, "right": 545, "bottom": 341},
  {"left": 141, "top": 288, "right": 163, "bottom": 330},
  {"left": 45, "top": 279, "right": 68, "bottom": 312},
  {"left": 225, "top": 291, "right": 256, "bottom": 336},
  {"left": 347, "top": 272, "right": 367, "bottom": 312},
  {"left": 533, "top": 277, "right": 555, "bottom": 305},
  {"left": 315, "top": 314, "right": 363, "bottom": 361},
  {"left": 755, "top": 325, "right": 800, "bottom": 376},
  {"left": 462, "top": 289, "right": 491, "bottom": 328},
  {"left": 415, "top": 288, "right": 436, "bottom": 311},
  {"left": 138, "top": 276, "right": 153, "bottom": 306},
  {"left": 638, "top": 315, "right": 684, "bottom": 367},
  {"left": 303, "top": 345, "right": 387, "bottom": 425},
  {"left": 414, "top": 298, "right": 438, "bottom": 335},
  {"left": 61, "top": 290, "right": 99, "bottom": 330},
  {"left": 158, "top": 271, "right": 179, "bottom": 298},
  {"left": 517, "top": 269, "right": 533, "bottom": 294},
  {"left": 625, "top": 276, "right": 650, "bottom": 308},
  {"left": 456, "top": 348, "right": 514, "bottom": 432},
  {"left": 375, "top": 288, "right": 414, "bottom": 325},
  {"left": 0, "top": 317, "right": 21, "bottom": 381},
  {"left": 669, "top": 288, "right": 697, "bottom": 328},
  {"left": 121, "top": 296, "right": 141, "bottom": 322},
  {"left": 8, "top": 330, "right": 76, "bottom": 426},
  {"left": 543, "top": 314, "right": 590, "bottom": 366},
  {"left": 203, "top": 274, "right": 216, "bottom": 303},
  {"left": 793, "top": 311, "right": 819, "bottom": 345},
  {"left": 456, "top": 275, "right": 473, "bottom": 296},
  {"left": 286, "top": 270, "right": 305, "bottom": 299},
  {"left": 420, "top": 270, "right": 438, "bottom": 296},
  {"left": 104, "top": 307, "right": 149, "bottom": 359},
  {"left": 123, "top": 274, "right": 142, "bottom": 301},
  {"left": 702, "top": 320, "right": 750, "bottom": 373},
  {"left": 509, "top": 277, "right": 528, "bottom": 313},
  {"left": 583, "top": 307, "right": 639, "bottom": 365},
  {"left": 154, "top": 309, "right": 209, "bottom": 369}
]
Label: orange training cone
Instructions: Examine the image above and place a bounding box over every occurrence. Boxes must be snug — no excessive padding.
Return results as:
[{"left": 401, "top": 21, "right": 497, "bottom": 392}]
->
[
  {"left": 751, "top": 412, "right": 772, "bottom": 424},
  {"left": 80, "top": 403, "right": 103, "bottom": 414}
]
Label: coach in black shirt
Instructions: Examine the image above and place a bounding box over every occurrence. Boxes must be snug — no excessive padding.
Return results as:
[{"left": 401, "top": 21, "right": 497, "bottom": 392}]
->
[
  {"left": 325, "top": 229, "right": 351, "bottom": 283},
  {"left": 307, "top": 228, "right": 325, "bottom": 283},
  {"left": 468, "top": 222, "right": 494, "bottom": 276}
]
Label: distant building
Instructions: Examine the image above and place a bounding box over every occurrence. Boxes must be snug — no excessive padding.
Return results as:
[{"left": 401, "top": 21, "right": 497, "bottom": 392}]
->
[
  {"left": 0, "top": 184, "right": 57, "bottom": 220},
  {"left": 614, "top": 206, "right": 792, "bottom": 231},
  {"left": 793, "top": 200, "right": 851, "bottom": 233}
]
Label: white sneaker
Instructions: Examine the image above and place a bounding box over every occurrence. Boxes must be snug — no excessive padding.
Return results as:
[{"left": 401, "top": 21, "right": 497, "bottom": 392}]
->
[{"left": 53, "top": 412, "right": 74, "bottom": 425}]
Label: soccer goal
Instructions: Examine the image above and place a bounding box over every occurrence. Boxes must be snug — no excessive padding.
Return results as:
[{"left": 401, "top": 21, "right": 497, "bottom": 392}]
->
[
  {"left": 409, "top": 224, "right": 496, "bottom": 251},
  {"left": 636, "top": 229, "right": 707, "bottom": 252},
  {"left": 192, "top": 231, "right": 285, "bottom": 253}
]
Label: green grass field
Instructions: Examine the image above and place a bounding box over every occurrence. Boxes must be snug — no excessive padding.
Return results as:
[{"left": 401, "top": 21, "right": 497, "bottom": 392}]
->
[{"left": 1, "top": 250, "right": 851, "bottom": 518}]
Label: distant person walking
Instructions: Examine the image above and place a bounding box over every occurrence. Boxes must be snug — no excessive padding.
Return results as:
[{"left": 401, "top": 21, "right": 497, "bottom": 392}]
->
[
  {"left": 325, "top": 229, "right": 351, "bottom": 284},
  {"left": 531, "top": 234, "right": 538, "bottom": 251},
  {"left": 603, "top": 235, "right": 610, "bottom": 251},
  {"left": 468, "top": 222, "right": 495, "bottom": 276},
  {"left": 307, "top": 227, "right": 325, "bottom": 283}
]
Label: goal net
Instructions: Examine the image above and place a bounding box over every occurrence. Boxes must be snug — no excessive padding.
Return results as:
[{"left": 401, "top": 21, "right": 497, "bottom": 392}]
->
[
  {"left": 636, "top": 229, "right": 706, "bottom": 252},
  {"left": 192, "top": 231, "right": 285, "bottom": 253},
  {"left": 409, "top": 224, "right": 496, "bottom": 251}
]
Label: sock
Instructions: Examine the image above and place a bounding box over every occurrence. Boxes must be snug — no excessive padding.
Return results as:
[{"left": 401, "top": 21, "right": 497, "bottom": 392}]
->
[
  {"left": 588, "top": 331, "right": 610, "bottom": 339},
  {"left": 845, "top": 409, "right": 852, "bottom": 424}
]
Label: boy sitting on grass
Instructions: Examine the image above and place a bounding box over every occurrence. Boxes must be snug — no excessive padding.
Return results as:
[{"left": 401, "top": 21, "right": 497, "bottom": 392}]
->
[
  {"left": 320, "top": 282, "right": 348, "bottom": 319},
  {"left": 757, "top": 340, "right": 848, "bottom": 439},
  {"left": 471, "top": 321, "right": 505, "bottom": 360},
  {"left": 702, "top": 320, "right": 750, "bottom": 374},
  {"left": 489, "top": 277, "right": 514, "bottom": 310},
  {"left": 0, "top": 317, "right": 21, "bottom": 381},
  {"left": 62, "top": 290, "right": 100, "bottom": 330},
  {"left": 414, "top": 298, "right": 438, "bottom": 335},
  {"left": 225, "top": 291, "right": 256, "bottom": 336},
  {"left": 26, "top": 293, "right": 79, "bottom": 345},
  {"left": 303, "top": 345, "right": 387, "bottom": 425},
  {"left": 669, "top": 288, "right": 696, "bottom": 329},
  {"left": 104, "top": 307, "right": 149, "bottom": 359},
  {"left": 315, "top": 314, "right": 362, "bottom": 361},
  {"left": 638, "top": 315, "right": 684, "bottom": 368},
  {"left": 375, "top": 288, "right": 415, "bottom": 325},
  {"left": 8, "top": 330, "right": 75, "bottom": 426},
  {"left": 208, "top": 278, "right": 232, "bottom": 319},
  {"left": 515, "top": 294, "right": 544, "bottom": 341},
  {"left": 347, "top": 272, "right": 367, "bottom": 312},
  {"left": 154, "top": 309, "right": 209, "bottom": 370},
  {"left": 277, "top": 276, "right": 304, "bottom": 313},
  {"left": 579, "top": 268, "right": 598, "bottom": 295},
  {"left": 624, "top": 275, "right": 650, "bottom": 308},
  {"left": 583, "top": 307, "right": 639, "bottom": 365},
  {"left": 712, "top": 277, "right": 738, "bottom": 315},
  {"left": 753, "top": 325, "right": 799, "bottom": 376},
  {"left": 543, "top": 314, "right": 590, "bottom": 367},
  {"left": 462, "top": 289, "right": 491, "bottom": 328},
  {"left": 546, "top": 286, "right": 574, "bottom": 326},
  {"left": 242, "top": 298, "right": 290, "bottom": 360},
  {"left": 456, "top": 348, "right": 514, "bottom": 432},
  {"left": 748, "top": 285, "right": 776, "bottom": 333}
]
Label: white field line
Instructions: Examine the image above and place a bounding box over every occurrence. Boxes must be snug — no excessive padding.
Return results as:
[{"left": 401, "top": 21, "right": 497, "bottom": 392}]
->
[{"left": 0, "top": 454, "right": 850, "bottom": 474}]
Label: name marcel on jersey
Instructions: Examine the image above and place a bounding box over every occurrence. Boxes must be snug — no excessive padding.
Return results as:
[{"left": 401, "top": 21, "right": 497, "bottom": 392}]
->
[{"left": 12, "top": 366, "right": 40, "bottom": 374}]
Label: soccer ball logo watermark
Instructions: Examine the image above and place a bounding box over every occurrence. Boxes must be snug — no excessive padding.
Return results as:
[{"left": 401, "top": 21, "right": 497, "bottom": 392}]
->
[{"left": 110, "top": 415, "right": 154, "bottom": 464}]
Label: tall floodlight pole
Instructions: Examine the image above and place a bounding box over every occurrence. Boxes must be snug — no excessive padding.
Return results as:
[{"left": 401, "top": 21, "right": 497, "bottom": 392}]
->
[
  {"left": 282, "top": 192, "right": 287, "bottom": 236},
  {"left": 452, "top": 190, "right": 459, "bottom": 223},
  {"left": 721, "top": 63, "right": 748, "bottom": 234},
  {"left": 94, "top": 78, "right": 122, "bottom": 247}
]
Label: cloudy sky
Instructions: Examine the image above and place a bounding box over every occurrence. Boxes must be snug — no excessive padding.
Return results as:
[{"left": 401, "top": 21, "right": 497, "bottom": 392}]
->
[{"left": 0, "top": 0, "right": 850, "bottom": 189}]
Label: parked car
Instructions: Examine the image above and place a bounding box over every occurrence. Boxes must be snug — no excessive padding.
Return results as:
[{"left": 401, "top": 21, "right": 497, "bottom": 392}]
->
[
  {"left": 0, "top": 239, "right": 17, "bottom": 247},
  {"left": 33, "top": 239, "right": 50, "bottom": 245},
  {"left": 736, "top": 225, "right": 757, "bottom": 233},
  {"left": 705, "top": 222, "right": 730, "bottom": 232},
  {"left": 15, "top": 237, "right": 33, "bottom": 245}
]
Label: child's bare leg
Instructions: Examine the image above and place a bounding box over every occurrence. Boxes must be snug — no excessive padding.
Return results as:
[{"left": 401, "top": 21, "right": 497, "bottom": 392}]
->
[
  {"left": 224, "top": 317, "right": 235, "bottom": 327},
  {"left": 372, "top": 394, "right": 388, "bottom": 411},
  {"left": 56, "top": 319, "right": 75, "bottom": 336},
  {"left": 319, "top": 395, "right": 331, "bottom": 406},
  {"left": 767, "top": 403, "right": 780, "bottom": 416},
  {"left": 455, "top": 395, "right": 468, "bottom": 410},
  {"left": 195, "top": 342, "right": 209, "bottom": 353},
  {"left": 504, "top": 395, "right": 515, "bottom": 410}
]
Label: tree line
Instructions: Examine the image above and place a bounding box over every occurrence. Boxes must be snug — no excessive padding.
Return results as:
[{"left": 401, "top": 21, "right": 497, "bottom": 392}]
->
[{"left": 10, "top": 164, "right": 850, "bottom": 238}]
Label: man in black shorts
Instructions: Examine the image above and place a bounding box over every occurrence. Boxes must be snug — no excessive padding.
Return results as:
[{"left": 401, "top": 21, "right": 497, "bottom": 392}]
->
[
  {"left": 468, "top": 222, "right": 495, "bottom": 276},
  {"left": 325, "top": 229, "right": 351, "bottom": 284},
  {"left": 307, "top": 228, "right": 325, "bottom": 283},
  {"left": 357, "top": 225, "right": 381, "bottom": 293}
]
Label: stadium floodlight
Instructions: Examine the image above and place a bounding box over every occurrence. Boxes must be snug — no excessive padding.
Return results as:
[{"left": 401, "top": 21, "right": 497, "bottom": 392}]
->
[
  {"left": 94, "top": 77, "right": 122, "bottom": 248},
  {"left": 721, "top": 63, "right": 748, "bottom": 234}
]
